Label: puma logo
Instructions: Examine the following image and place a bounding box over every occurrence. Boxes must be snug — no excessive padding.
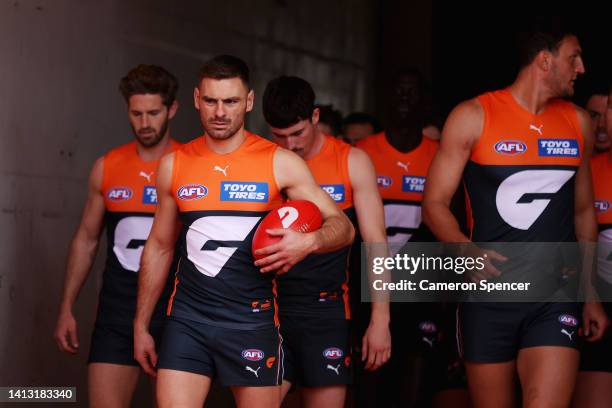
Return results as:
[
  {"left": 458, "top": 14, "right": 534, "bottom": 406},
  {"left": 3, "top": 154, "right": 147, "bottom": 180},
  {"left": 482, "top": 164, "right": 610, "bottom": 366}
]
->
[
  {"left": 326, "top": 364, "right": 340, "bottom": 375},
  {"left": 529, "top": 124, "right": 544, "bottom": 136},
  {"left": 139, "top": 171, "right": 153, "bottom": 182},
  {"left": 561, "top": 329, "right": 574, "bottom": 341},
  {"left": 396, "top": 161, "right": 409, "bottom": 172},
  {"left": 214, "top": 165, "right": 229, "bottom": 177},
  {"left": 422, "top": 336, "right": 434, "bottom": 348},
  {"left": 245, "top": 366, "right": 260, "bottom": 378}
]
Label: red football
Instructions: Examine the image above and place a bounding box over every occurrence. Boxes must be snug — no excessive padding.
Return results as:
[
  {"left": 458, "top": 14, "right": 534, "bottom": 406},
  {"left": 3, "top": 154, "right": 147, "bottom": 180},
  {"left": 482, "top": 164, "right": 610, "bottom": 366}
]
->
[{"left": 252, "top": 200, "right": 323, "bottom": 260}]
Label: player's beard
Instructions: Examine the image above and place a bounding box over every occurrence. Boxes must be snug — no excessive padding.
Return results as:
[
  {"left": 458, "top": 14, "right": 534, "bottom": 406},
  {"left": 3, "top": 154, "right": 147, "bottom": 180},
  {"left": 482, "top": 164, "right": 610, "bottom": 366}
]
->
[
  {"left": 133, "top": 117, "right": 168, "bottom": 148},
  {"left": 204, "top": 115, "right": 244, "bottom": 140}
]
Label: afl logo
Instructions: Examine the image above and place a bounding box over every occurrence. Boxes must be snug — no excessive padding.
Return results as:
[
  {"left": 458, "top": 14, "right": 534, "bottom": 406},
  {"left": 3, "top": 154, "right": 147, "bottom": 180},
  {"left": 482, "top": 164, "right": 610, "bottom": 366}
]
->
[
  {"left": 177, "top": 184, "right": 208, "bottom": 200},
  {"left": 241, "top": 349, "right": 264, "bottom": 361},
  {"left": 419, "top": 321, "right": 437, "bottom": 334},
  {"left": 595, "top": 200, "right": 610, "bottom": 213},
  {"left": 494, "top": 140, "right": 527, "bottom": 156},
  {"left": 107, "top": 187, "right": 132, "bottom": 201},
  {"left": 377, "top": 176, "right": 392, "bottom": 188},
  {"left": 323, "top": 347, "right": 344, "bottom": 360},
  {"left": 558, "top": 314, "right": 578, "bottom": 327}
]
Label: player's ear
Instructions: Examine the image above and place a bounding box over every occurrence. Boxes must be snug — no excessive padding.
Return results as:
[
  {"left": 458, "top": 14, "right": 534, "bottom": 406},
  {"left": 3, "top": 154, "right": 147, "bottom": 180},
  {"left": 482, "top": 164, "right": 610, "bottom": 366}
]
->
[
  {"left": 168, "top": 100, "right": 179, "bottom": 119},
  {"left": 311, "top": 107, "right": 320, "bottom": 126},
  {"left": 536, "top": 50, "right": 551, "bottom": 72},
  {"left": 246, "top": 89, "right": 255, "bottom": 112},
  {"left": 193, "top": 87, "right": 201, "bottom": 110}
]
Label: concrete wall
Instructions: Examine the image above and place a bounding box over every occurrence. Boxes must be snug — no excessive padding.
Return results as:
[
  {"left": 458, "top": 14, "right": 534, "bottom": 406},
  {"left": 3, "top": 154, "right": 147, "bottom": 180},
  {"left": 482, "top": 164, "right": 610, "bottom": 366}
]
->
[{"left": 0, "top": 0, "right": 377, "bottom": 406}]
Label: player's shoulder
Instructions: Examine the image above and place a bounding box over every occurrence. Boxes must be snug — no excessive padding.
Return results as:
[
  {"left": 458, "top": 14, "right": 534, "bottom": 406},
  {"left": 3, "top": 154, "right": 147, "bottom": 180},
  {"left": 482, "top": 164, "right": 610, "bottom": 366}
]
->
[
  {"left": 355, "top": 131, "right": 384, "bottom": 150},
  {"left": 168, "top": 138, "right": 184, "bottom": 151},
  {"left": 245, "top": 130, "right": 279, "bottom": 151},
  {"left": 348, "top": 144, "right": 372, "bottom": 165},
  {"left": 568, "top": 102, "right": 591, "bottom": 123},
  {"left": 451, "top": 97, "right": 484, "bottom": 119},
  {"left": 273, "top": 145, "right": 303, "bottom": 164},
  {"left": 104, "top": 140, "right": 136, "bottom": 159}
]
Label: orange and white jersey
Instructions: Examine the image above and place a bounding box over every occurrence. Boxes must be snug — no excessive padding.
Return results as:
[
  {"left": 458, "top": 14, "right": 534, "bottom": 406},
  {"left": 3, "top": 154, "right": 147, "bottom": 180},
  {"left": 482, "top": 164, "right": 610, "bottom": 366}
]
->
[
  {"left": 465, "top": 89, "right": 583, "bottom": 242},
  {"left": 591, "top": 154, "right": 612, "bottom": 283},
  {"left": 357, "top": 132, "right": 438, "bottom": 245},
  {"left": 168, "top": 132, "right": 284, "bottom": 330},
  {"left": 98, "top": 139, "right": 181, "bottom": 325}
]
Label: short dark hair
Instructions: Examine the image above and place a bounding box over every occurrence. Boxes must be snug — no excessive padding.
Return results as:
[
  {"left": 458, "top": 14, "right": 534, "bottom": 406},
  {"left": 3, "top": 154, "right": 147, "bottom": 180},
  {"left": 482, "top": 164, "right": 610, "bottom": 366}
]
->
[
  {"left": 119, "top": 64, "right": 178, "bottom": 107},
  {"left": 263, "top": 76, "right": 315, "bottom": 128},
  {"left": 517, "top": 20, "right": 574, "bottom": 68},
  {"left": 316, "top": 104, "right": 343, "bottom": 136},
  {"left": 343, "top": 112, "right": 381, "bottom": 133},
  {"left": 198, "top": 55, "right": 250, "bottom": 88}
]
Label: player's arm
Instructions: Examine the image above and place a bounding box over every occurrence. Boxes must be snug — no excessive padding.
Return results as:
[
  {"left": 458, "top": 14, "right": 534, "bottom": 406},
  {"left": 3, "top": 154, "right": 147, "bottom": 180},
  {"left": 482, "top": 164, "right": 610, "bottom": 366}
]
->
[
  {"left": 422, "top": 99, "right": 505, "bottom": 280},
  {"left": 574, "top": 107, "right": 598, "bottom": 243},
  {"left": 54, "top": 157, "right": 106, "bottom": 354},
  {"left": 422, "top": 99, "right": 481, "bottom": 243},
  {"left": 574, "top": 106, "right": 609, "bottom": 341},
  {"left": 348, "top": 147, "right": 391, "bottom": 370},
  {"left": 133, "top": 153, "right": 181, "bottom": 376},
  {"left": 255, "top": 148, "right": 355, "bottom": 274}
]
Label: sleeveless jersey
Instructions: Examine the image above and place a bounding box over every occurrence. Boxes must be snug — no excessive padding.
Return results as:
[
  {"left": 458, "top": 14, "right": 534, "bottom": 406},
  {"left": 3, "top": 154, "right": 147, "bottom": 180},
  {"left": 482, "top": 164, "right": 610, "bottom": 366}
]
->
[
  {"left": 591, "top": 154, "right": 612, "bottom": 283},
  {"left": 168, "top": 132, "right": 283, "bottom": 330},
  {"left": 98, "top": 139, "right": 181, "bottom": 325},
  {"left": 357, "top": 132, "right": 438, "bottom": 245},
  {"left": 277, "top": 136, "right": 353, "bottom": 319},
  {"left": 465, "top": 89, "right": 583, "bottom": 243}
]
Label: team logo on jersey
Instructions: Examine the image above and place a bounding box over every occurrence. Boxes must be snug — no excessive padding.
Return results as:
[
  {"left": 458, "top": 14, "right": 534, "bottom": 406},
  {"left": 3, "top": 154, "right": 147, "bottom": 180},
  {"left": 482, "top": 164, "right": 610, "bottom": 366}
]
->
[
  {"left": 242, "top": 349, "right": 265, "bottom": 361},
  {"left": 496, "top": 169, "right": 574, "bottom": 230},
  {"left": 321, "top": 184, "right": 345, "bottom": 202},
  {"left": 402, "top": 176, "right": 426, "bottom": 193},
  {"left": 142, "top": 186, "right": 157, "bottom": 204},
  {"left": 220, "top": 182, "right": 268, "bottom": 202},
  {"left": 419, "top": 321, "right": 438, "bottom": 334},
  {"left": 377, "top": 175, "right": 392, "bottom": 188},
  {"left": 595, "top": 200, "right": 610, "bottom": 213},
  {"left": 107, "top": 187, "right": 132, "bottom": 202},
  {"left": 558, "top": 314, "right": 578, "bottom": 327},
  {"left": 323, "top": 347, "right": 344, "bottom": 360},
  {"left": 177, "top": 184, "right": 208, "bottom": 200},
  {"left": 538, "top": 139, "right": 579, "bottom": 157},
  {"left": 494, "top": 140, "right": 527, "bottom": 156}
]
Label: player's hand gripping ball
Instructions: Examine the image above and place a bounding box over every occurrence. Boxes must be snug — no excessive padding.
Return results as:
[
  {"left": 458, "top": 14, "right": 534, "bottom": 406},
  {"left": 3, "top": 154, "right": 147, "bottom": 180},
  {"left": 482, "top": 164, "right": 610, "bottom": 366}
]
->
[{"left": 252, "top": 200, "right": 322, "bottom": 260}]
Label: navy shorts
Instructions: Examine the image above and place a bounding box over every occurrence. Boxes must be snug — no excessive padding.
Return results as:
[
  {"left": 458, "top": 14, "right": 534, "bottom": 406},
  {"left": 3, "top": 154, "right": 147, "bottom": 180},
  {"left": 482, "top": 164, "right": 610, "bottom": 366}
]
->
[
  {"left": 281, "top": 314, "right": 351, "bottom": 387},
  {"left": 88, "top": 323, "right": 164, "bottom": 366},
  {"left": 157, "top": 317, "right": 283, "bottom": 387},
  {"left": 458, "top": 302, "right": 581, "bottom": 363}
]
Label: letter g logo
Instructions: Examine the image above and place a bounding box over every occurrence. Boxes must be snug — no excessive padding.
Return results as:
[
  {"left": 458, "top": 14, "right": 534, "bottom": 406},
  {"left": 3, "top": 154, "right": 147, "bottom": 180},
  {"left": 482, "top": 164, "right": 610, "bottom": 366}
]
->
[{"left": 496, "top": 170, "right": 574, "bottom": 230}]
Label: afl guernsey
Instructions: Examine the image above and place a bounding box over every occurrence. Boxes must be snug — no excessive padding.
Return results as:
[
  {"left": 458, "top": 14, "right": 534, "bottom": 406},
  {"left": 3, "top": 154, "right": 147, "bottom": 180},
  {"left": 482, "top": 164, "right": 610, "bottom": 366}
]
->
[
  {"left": 462, "top": 90, "right": 584, "bottom": 297},
  {"left": 168, "top": 132, "right": 284, "bottom": 330},
  {"left": 591, "top": 154, "right": 612, "bottom": 284},
  {"left": 277, "top": 135, "right": 353, "bottom": 319},
  {"left": 465, "top": 89, "right": 583, "bottom": 243},
  {"left": 357, "top": 132, "right": 438, "bottom": 245},
  {"left": 97, "top": 139, "right": 181, "bottom": 326}
]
